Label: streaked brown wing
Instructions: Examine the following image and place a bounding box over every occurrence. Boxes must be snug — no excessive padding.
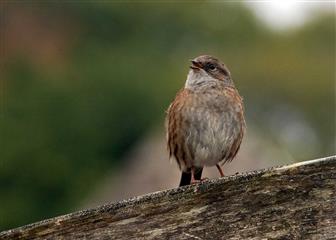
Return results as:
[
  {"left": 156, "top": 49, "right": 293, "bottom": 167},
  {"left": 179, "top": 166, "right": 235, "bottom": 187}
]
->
[
  {"left": 220, "top": 87, "right": 246, "bottom": 163},
  {"left": 166, "top": 89, "right": 192, "bottom": 170}
]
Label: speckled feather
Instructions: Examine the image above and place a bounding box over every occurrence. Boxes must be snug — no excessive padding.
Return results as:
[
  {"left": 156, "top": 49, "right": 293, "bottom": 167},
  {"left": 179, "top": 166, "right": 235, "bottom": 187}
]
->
[{"left": 166, "top": 55, "right": 245, "bottom": 172}]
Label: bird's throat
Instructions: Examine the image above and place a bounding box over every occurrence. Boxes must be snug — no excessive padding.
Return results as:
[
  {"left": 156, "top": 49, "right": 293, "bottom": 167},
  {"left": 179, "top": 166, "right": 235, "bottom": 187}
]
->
[{"left": 185, "top": 70, "right": 217, "bottom": 89}]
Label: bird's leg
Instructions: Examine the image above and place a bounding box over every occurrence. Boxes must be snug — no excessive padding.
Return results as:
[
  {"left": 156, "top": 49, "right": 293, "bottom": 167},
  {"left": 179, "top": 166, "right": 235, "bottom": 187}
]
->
[
  {"left": 190, "top": 167, "right": 199, "bottom": 184},
  {"left": 216, "top": 164, "right": 225, "bottom": 177},
  {"left": 191, "top": 167, "right": 208, "bottom": 184}
]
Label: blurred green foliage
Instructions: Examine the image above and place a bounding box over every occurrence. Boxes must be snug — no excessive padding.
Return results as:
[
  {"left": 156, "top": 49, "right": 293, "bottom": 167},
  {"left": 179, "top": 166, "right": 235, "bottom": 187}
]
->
[{"left": 0, "top": 2, "right": 334, "bottom": 230}]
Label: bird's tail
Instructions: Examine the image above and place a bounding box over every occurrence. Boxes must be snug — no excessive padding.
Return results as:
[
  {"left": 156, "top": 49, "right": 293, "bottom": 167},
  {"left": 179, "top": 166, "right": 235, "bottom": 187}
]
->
[{"left": 179, "top": 167, "right": 203, "bottom": 187}]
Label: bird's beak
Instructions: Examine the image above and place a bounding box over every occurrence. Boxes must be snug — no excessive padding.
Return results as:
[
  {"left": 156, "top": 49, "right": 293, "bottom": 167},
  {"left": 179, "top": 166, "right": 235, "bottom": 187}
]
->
[{"left": 190, "top": 60, "right": 202, "bottom": 70}]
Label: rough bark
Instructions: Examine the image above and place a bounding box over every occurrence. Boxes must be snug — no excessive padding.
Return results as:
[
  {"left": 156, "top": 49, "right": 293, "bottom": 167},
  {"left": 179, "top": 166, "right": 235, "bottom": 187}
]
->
[{"left": 1, "top": 156, "right": 335, "bottom": 240}]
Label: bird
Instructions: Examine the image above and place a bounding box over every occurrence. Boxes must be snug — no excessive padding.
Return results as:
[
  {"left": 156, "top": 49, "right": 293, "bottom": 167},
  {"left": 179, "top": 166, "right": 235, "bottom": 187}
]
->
[{"left": 166, "top": 55, "right": 246, "bottom": 187}]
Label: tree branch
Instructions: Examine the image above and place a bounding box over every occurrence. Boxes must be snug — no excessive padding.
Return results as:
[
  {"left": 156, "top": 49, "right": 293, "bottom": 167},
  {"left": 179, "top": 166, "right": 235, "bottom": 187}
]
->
[{"left": 1, "top": 156, "right": 335, "bottom": 240}]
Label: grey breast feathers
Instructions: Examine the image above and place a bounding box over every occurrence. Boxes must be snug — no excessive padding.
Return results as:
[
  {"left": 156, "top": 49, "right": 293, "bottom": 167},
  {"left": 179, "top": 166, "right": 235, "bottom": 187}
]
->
[{"left": 166, "top": 86, "right": 245, "bottom": 170}]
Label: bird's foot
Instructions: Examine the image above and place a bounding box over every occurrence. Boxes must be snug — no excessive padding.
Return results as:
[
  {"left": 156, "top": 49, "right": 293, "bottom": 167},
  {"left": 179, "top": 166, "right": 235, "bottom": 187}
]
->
[{"left": 191, "top": 177, "right": 209, "bottom": 185}]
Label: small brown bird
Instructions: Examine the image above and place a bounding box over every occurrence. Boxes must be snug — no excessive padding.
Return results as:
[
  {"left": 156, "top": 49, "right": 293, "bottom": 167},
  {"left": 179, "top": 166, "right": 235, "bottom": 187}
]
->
[{"left": 166, "top": 55, "right": 246, "bottom": 186}]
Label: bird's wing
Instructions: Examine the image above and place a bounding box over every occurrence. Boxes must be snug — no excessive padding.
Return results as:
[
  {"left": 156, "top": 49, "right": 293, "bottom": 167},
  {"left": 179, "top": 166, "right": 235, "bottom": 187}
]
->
[
  {"left": 220, "top": 87, "right": 246, "bottom": 164},
  {"left": 166, "top": 88, "right": 193, "bottom": 170}
]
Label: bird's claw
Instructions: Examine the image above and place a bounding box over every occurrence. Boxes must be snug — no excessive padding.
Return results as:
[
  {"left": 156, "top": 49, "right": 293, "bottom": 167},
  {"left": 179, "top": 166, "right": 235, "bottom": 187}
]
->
[{"left": 191, "top": 177, "right": 209, "bottom": 185}]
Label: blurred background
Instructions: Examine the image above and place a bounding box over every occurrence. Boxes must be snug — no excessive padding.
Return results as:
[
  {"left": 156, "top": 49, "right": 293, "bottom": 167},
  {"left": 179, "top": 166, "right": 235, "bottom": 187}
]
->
[{"left": 0, "top": 0, "right": 335, "bottom": 231}]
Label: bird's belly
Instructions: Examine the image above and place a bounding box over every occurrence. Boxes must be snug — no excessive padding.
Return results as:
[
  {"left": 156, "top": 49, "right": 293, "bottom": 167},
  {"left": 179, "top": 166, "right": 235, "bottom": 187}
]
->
[{"left": 185, "top": 107, "right": 242, "bottom": 167}]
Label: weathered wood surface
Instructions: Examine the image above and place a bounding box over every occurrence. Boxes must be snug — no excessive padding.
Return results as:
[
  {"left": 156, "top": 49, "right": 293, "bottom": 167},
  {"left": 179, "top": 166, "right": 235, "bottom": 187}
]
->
[{"left": 1, "top": 156, "right": 335, "bottom": 240}]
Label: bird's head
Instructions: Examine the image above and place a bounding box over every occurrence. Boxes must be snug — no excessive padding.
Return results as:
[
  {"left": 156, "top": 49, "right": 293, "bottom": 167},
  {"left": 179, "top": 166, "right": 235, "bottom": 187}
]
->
[{"left": 186, "top": 55, "right": 233, "bottom": 88}]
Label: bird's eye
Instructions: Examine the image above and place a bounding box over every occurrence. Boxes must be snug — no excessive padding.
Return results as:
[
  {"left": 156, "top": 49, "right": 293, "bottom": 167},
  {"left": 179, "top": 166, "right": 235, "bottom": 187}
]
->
[{"left": 207, "top": 63, "right": 216, "bottom": 71}]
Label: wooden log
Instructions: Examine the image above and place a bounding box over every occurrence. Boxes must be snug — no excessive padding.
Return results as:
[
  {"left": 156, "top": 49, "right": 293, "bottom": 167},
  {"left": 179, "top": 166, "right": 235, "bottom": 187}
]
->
[{"left": 1, "top": 156, "right": 335, "bottom": 240}]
